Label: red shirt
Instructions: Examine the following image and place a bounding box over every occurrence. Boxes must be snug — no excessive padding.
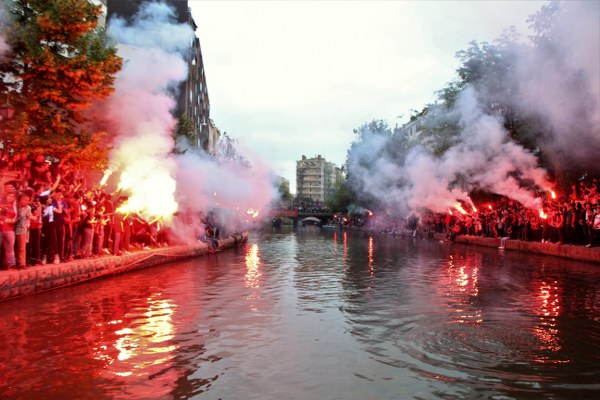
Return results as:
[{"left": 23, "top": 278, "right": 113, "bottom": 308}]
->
[{"left": 1, "top": 203, "right": 16, "bottom": 232}]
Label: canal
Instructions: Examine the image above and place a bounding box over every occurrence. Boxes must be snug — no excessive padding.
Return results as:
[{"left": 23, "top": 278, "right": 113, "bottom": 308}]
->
[{"left": 0, "top": 228, "right": 599, "bottom": 399}]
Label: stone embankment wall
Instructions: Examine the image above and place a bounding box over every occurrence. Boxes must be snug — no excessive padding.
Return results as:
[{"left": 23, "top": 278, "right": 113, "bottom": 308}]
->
[
  {"left": 328, "top": 226, "right": 600, "bottom": 264},
  {"left": 439, "top": 234, "right": 600, "bottom": 264},
  {"left": 0, "top": 234, "right": 247, "bottom": 302}
]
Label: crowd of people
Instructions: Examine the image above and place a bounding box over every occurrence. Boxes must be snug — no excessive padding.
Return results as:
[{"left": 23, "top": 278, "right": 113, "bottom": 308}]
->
[
  {"left": 0, "top": 151, "right": 222, "bottom": 270},
  {"left": 293, "top": 199, "right": 329, "bottom": 213},
  {"left": 376, "top": 178, "right": 600, "bottom": 248}
]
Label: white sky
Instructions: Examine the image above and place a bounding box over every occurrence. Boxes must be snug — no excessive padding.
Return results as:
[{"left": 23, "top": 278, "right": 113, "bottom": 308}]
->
[{"left": 189, "top": 0, "right": 548, "bottom": 193}]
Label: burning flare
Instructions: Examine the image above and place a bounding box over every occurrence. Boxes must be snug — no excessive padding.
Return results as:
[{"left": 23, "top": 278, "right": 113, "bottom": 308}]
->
[
  {"left": 114, "top": 162, "right": 178, "bottom": 222},
  {"left": 100, "top": 169, "right": 113, "bottom": 187},
  {"left": 454, "top": 203, "right": 467, "bottom": 215},
  {"left": 247, "top": 208, "right": 260, "bottom": 219}
]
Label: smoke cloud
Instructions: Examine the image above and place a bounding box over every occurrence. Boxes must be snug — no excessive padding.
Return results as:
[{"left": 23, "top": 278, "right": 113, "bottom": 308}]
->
[
  {"left": 347, "top": 0, "right": 597, "bottom": 216},
  {"left": 511, "top": 0, "right": 600, "bottom": 174},
  {"left": 174, "top": 144, "right": 277, "bottom": 237},
  {"left": 99, "top": 2, "right": 277, "bottom": 240},
  {"left": 0, "top": 3, "right": 11, "bottom": 55},
  {"left": 349, "top": 86, "right": 549, "bottom": 215},
  {"left": 101, "top": 2, "right": 190, "bottom": 219}
]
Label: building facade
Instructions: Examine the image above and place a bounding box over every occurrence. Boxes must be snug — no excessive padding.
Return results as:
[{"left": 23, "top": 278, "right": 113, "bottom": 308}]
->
[
  {"left": 206, "top": 119, "right": 221, "bottom": 156},
  {"left": 105, "top": 0, "right": 210, "bottom": 152},
  {"left": 296, "top": 155, "right": 343, "bottom": 203},
  {"left": 396, "top": 116, "right": 423, "bottom": 143}
]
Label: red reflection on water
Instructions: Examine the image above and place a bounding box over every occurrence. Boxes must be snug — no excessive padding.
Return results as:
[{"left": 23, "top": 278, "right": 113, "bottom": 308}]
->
[
  {"left": 343, "top": 231, "right": 348, "bottom": 267},
  {"left": 245, "top": 243, "right": 262, "bottom": 310},
  {"left": 368, "top": 236, "right": 374, "bottom": 276},
  {"left": 444, "top": 254, "right": 482, "bottom": 325},
  {"left": 531, "top": 278, "right": 563, "bottom": 356},
  {"left": 90, "top": 295, "right": 180, "bottom": 395}
]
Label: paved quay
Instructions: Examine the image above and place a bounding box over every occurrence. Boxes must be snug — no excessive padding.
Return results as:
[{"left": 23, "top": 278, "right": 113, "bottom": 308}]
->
[{"left": 0, "top": 234, "right": 247, "bottom": 302}]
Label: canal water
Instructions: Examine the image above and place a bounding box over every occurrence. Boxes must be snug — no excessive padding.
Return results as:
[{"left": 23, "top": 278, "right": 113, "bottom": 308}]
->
[{"left": 0, "top": 228, "right": 599, "bottom": 399}]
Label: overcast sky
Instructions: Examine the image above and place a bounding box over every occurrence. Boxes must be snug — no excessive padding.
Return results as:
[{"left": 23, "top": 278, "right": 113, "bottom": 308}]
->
[{"left": 189, "top": 0, "right": 548, "bottom": 193}]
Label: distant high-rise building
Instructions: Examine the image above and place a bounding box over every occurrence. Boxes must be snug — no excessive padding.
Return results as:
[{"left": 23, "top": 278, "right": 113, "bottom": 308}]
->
[
  {"left": 296, "top": 155, "right": 343, "bottom": 203},
  {"left": 105, "top": 0, "right": 210, "bottom": 151}
]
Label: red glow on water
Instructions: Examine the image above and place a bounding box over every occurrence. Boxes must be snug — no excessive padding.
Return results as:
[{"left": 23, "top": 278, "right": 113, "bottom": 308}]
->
[
  {"left": 532, "top": 279, "right": 563, "bottom": 354},
  {"left": 245, "top": 243, "right": 261, "bottom": 290},
  {"left": 244, "top": 243, "right": 263, "bottom": 312},
  {"left": 368, "top": 236, "right": 374, "bottom": 274},
  {"left": 443, "top": 253, "right": 483, "bottom": 325},
  {"left": 343, "top": 231, "right": 348, "bottom": 266}
]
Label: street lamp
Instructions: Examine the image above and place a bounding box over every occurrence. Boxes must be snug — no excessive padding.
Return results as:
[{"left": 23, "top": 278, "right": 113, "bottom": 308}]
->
[{"left": 0, "top": 101, "right": 15, "bottom": 121}]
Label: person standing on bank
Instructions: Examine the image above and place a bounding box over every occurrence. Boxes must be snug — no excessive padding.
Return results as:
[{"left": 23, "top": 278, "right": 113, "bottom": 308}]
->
[
  {"left": 15, "top": 192, "right": 32, "bottom": 269},
  {"left": 28, "top": 194, "right": 43, "bottom": 266},
  {"left": 51, "top": 189, "right": 68, "bottom": 263},
  {"left": 0, "top": 192, "right": 17, "bottom": 269},
  {"left": 41, "top": 195, "right": 57, "bottom": 264}
]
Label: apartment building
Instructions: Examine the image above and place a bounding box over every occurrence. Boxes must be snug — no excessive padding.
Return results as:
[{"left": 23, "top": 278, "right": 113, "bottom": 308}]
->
[
  {"left": 296, "top": 155, "right": 343, "bottom": 203},
  {"left": 105, "top": 0, "right": 211, "bottom": 152}
]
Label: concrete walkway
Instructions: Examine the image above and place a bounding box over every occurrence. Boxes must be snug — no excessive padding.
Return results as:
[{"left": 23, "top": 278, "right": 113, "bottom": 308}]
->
[{"left": 0, "top": 234, "right": 247, "bottom": 302}]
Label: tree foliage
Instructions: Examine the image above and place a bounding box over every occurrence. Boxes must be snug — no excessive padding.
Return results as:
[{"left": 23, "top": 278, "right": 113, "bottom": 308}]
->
[
  {"left": 325, "top": 180, "right": 353, "bottom": 213},
  {"left": 277, "top": 179, "right": 293, "bottom": 205},
  {"left": 0, "top": 0, "right": 122, "bottom": 167},
  {"left": 216, "top": 132, "right": 250, "bottom": 167},
  {"left": 173, "top": 114, "right": 195, "bottom": 153}
]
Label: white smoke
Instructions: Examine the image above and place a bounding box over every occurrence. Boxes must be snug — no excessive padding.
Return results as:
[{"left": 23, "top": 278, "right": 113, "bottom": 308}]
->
[
  {"left": 348, "top": 86, "right": 550, "bottom": 215},
  {"left": 512, "top": 0, "right": 600, "bottom": 173},
  {"left": 174, "top": 145, "right": 278, "bottom": 237},
  {"left": 100, "top": 2, "right": 278, "bottom": 238},
  {"left": 101, "top": 2, "right": 191, "bottom": 219},
  {"left": 348, "top": 0, "right": 598, "bottom": 215}
]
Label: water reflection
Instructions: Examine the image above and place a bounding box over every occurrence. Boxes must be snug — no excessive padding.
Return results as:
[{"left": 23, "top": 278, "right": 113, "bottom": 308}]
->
[
  {"left": 0, "top": 230, "right": 599, "bottom": 399},
  {"left": 532, "top": 278, "right": 563, "bottom": 356},
  {"left": 88, "top": 293, "right": 182, "bottom": 399},
  {"left": 444, "top": 253, "right": 482, "bottom": 325},
  {"left": 245, "top": 243, "right": 262, "bottom": 311},
  {"left": 368, "top": 236, "right": 374, "bottom": 274},
  {"left": 103, "top": 296, "right": 176, "bottom": 367}
]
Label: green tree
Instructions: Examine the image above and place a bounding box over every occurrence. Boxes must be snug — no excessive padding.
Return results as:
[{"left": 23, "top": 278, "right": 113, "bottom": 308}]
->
[
  {"left": 325, "top": 180, "right": 353, "bottom": 213},
  {"left": 216, "top": 132, "right": 250, "bottom": 168},
  {"left": 419, "top": 34, "right": 543, "bottom": 159},
  {"left": 527, "top": 0, "right": 561, "bottom": 47},
  {"left": 173, "top": 114, "right": 195, "bottom": 153},
  {"left": 278, "top": 179, "right": 293, "bottom": 205},
  {"left": 0, "top": 0, "right": 122, "bottom": 166}
]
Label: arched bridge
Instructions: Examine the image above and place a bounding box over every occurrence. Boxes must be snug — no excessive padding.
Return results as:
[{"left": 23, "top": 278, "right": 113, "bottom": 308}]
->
[{"left": 270, "top": 209, "right": 333, "bottom": 227}]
